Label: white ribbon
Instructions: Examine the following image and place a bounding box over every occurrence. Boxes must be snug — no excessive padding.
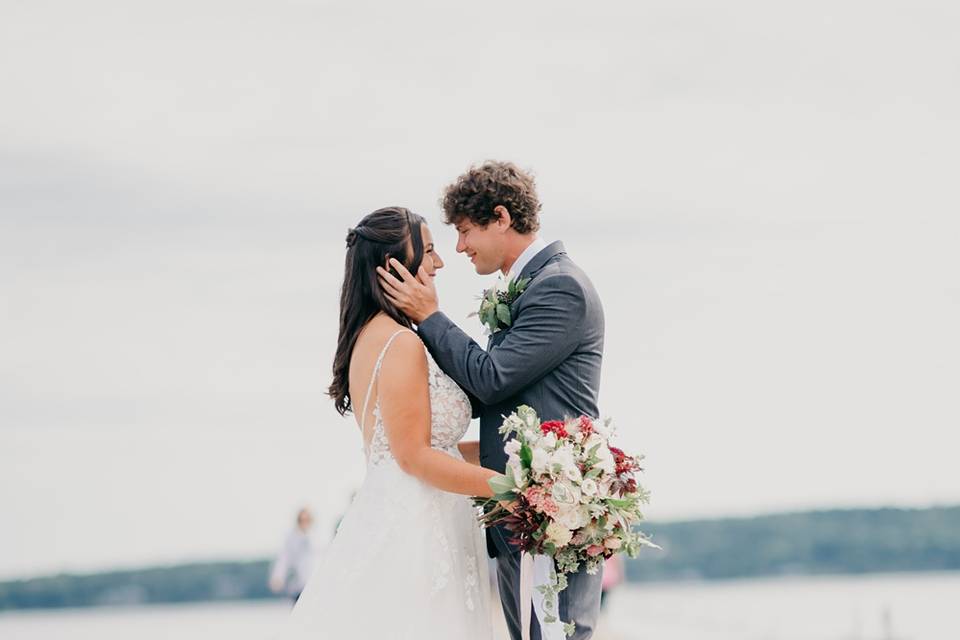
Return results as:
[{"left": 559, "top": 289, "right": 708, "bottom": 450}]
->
[
  {"left": 520, "top": 553, "right": 568, "bottom": 640},
  {"left": 520, "top": 552, "right": 533, "bottom": 640}
]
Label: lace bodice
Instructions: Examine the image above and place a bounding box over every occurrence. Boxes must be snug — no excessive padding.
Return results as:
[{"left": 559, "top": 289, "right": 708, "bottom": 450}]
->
[{"left": 362, "top": 329, "right": 473, "bottom": 466}]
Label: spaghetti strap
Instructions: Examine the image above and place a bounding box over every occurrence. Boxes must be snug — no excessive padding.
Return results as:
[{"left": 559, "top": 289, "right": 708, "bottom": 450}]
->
[{"left": 359, "top": 328, "right": 416, "bottom": 447}]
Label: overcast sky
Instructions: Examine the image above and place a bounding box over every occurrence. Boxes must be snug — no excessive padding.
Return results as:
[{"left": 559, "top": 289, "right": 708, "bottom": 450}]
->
[{"left": 2, "top": 1, "right": 958, "bottom": 579}]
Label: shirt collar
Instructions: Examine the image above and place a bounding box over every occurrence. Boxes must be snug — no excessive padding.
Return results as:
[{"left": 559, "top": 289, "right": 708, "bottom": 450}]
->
[{"left": 505, "top": 236, "right": 547, "bottom": 279}]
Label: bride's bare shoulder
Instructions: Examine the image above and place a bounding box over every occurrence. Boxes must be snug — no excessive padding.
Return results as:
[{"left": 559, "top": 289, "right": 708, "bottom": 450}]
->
[{"left": 353, "top": 315, "right": 415, "bottom": 355}]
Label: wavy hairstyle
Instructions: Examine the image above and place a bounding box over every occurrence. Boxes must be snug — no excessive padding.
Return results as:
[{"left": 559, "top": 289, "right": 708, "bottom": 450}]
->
[
  {"left": 440, "top": 160, "right": 541, "bottom": 233},
  {"left": 328, "top": 206, "right": 426, "bottom": 416}
]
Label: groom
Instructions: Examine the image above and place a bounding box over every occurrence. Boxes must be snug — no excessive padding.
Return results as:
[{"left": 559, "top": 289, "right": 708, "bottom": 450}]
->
[{"left": 379, "top": 161, "right": 605, "bottom": 640}]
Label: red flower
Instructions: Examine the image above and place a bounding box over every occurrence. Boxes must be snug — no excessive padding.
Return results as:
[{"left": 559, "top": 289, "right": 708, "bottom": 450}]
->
[
  {"left": 609, "top": 446, "right": 639, "bottom": 475},
  {"left": 540, "top": 420, "right": 569, "bottom": 439},
  {"left": 578, "top": 416, "right": 594, "bottom": 437}
]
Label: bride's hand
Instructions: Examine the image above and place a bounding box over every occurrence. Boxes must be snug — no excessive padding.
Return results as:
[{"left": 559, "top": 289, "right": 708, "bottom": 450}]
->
[{"left": 377, "top": 259, "right": 439, "bottom": 324}]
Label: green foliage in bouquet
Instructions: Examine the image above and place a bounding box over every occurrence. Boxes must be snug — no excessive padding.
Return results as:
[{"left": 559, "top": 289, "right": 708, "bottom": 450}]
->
[{"left": 472, "top": 275, "right": 531, "bottom": 334}]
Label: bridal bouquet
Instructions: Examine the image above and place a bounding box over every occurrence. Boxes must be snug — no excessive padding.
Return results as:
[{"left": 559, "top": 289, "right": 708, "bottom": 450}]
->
[{"left": 474, "top": 406, "right": 657, "bottom": 637}]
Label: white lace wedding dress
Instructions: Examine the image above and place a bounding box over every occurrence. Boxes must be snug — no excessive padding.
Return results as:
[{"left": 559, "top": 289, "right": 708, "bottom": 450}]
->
[{"left": 276, "top": 329, "right": 492, "bottom": 640}]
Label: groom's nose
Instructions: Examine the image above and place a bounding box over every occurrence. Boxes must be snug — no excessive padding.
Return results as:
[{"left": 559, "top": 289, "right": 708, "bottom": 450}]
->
[{"left": 455, "top": 236, "right": 467, "bottom": 253}]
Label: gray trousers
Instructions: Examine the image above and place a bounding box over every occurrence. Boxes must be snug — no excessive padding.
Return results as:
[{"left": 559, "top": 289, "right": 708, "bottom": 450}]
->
[{"left": 496, "top": 550, "right": 603, "bottom": 640}]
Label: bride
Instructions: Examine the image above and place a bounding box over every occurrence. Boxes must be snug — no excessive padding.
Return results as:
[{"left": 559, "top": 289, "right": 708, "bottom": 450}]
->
[{"left": 277, "top": 206, "right": 496, "bottom": 639}]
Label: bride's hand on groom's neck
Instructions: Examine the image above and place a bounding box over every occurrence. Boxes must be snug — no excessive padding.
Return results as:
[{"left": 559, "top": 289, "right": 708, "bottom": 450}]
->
[{"left": 377, "top": 258, "right": 439, "bottom": 324}]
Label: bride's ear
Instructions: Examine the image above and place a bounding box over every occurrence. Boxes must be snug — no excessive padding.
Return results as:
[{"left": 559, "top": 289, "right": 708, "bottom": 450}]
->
[{"left": 383, "top": 253, "right": 400, "bottom": 280}]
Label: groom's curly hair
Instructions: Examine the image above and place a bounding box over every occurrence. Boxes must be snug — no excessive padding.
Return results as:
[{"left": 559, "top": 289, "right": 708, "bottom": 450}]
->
[{"left": 441, "top": 161, "right": 541, "bottom": 234}]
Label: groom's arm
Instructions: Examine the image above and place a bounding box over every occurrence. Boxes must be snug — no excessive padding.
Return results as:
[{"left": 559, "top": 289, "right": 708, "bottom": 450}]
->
[{"left": 418, "top": 273, "right": 586, "bottom": 405}]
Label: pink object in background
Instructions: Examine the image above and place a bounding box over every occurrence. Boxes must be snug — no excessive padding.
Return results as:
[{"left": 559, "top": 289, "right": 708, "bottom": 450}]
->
[{"left": 602, "top": 555, "right": 625, "bottom": 590}]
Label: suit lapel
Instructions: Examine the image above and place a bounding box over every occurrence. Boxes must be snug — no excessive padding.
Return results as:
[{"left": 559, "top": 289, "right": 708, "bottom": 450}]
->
[{"left": 487, "top": 241, "right": 566, "bottom": 351}]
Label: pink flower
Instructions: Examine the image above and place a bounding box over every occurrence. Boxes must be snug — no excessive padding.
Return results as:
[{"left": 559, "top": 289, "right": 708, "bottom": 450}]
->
[
  {"left": 578, "top": 416, "right": 594, "bottom": 437},
  {"left": 586, "top": 545, "right": 606, "bottom": 557},
  {"left": 524, "top": 486, "right": 560, "bottom": 517},
  {"left": 524, "top": 486, "right": 544, "bottom": 505}
]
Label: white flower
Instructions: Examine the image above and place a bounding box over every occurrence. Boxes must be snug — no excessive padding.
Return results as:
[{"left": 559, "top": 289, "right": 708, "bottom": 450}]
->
[
  {"left": 594, "top": 445, "right": 616, "bottom": 475},
  {"left": 531, "top": 447, "right": 550, "bottom": 475},
  {"left": 541, "top": 431, "right": 558, "bottom": 449},
  {"left": 504, "top": 439, "right": 522, "bottom": 456},
  {"left": 522, "top": 428, "right": 540, "bottom": 444},
  {"left": 556, "top": 505, "right": 590, "bottom": 530},
  {"left": 550, "top": 445, "right": 578, "bottom": 475},
  {"left": 551, "top": 481, "right": 581, "bottom": 507},
  {"left": 523, "top": 411, "right": 539, "bottom": 430},
  {"left": 597, "top": 477, "right": 614, "bottom": 498},
  {"left": 580, "top": 478, "right": 598, "bottom": 498},
  {"left": 499, "top": 414, "right": 526, "bottom": 435},
  {"left": 594, "top": 418, "right": 614, "bottom": 439},
  {"left": 545, "top": 521, "right": 574, "bottom": 547}
]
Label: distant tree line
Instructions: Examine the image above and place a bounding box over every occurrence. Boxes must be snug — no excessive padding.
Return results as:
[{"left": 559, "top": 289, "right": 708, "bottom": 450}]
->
[
  {"left": 2, "top": 506, "right": 958, "bottom": 611},
  {"left": 628, "top": 506, "right": 960, "bottom": 581},
  {"left": 0, "top": 561, "right": 273, "bottom": 611}
]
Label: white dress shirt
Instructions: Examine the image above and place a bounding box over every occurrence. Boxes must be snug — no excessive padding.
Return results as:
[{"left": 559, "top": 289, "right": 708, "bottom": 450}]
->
[{"left": 506, "top": 236, "right": 547, "bottom": 279}]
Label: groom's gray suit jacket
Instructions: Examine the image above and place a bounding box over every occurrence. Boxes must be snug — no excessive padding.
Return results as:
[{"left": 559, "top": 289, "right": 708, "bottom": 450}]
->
[{"left": 417, "top": 241, "right": 605, "bottom": 558}]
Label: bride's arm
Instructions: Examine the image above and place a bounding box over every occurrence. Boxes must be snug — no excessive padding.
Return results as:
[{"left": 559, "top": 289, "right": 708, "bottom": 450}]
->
[
  {"left": 457, "top": 440, "right": 480, "bottom": 465},
  {"left": 379, "top": 333, "right": 496, "bottom": 498}
]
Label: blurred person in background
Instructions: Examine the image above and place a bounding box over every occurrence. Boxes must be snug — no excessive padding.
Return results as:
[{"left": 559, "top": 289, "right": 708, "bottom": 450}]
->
[{"left": 268, "top": 507, "right": 316, "bottom": 604}]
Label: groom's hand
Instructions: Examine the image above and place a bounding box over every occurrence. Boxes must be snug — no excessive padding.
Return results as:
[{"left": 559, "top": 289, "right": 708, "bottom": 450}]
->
[{"left": 377, "top": 258, "right": 439, "bottom": 324}]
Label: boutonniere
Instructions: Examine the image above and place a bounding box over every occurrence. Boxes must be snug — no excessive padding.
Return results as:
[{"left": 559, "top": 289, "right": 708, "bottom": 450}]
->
[{"left": 471, "top": 273, "right": 531, "bottom": 334}]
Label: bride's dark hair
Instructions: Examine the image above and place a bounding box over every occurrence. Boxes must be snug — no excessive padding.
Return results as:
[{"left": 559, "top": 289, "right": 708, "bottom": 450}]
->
[{"left": 328, "top": 206, "right": 426, "bottom": 416}]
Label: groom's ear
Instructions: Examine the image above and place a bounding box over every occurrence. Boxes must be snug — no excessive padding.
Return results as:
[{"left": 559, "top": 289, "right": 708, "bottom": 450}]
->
[{"left": 493, "top": 205, "right": 512, "bottom": 232}]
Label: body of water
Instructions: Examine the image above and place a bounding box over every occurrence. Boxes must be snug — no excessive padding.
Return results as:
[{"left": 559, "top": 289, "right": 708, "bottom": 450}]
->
[{"left": 0, "top": 572, "right": 956, "bottom": 639}]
